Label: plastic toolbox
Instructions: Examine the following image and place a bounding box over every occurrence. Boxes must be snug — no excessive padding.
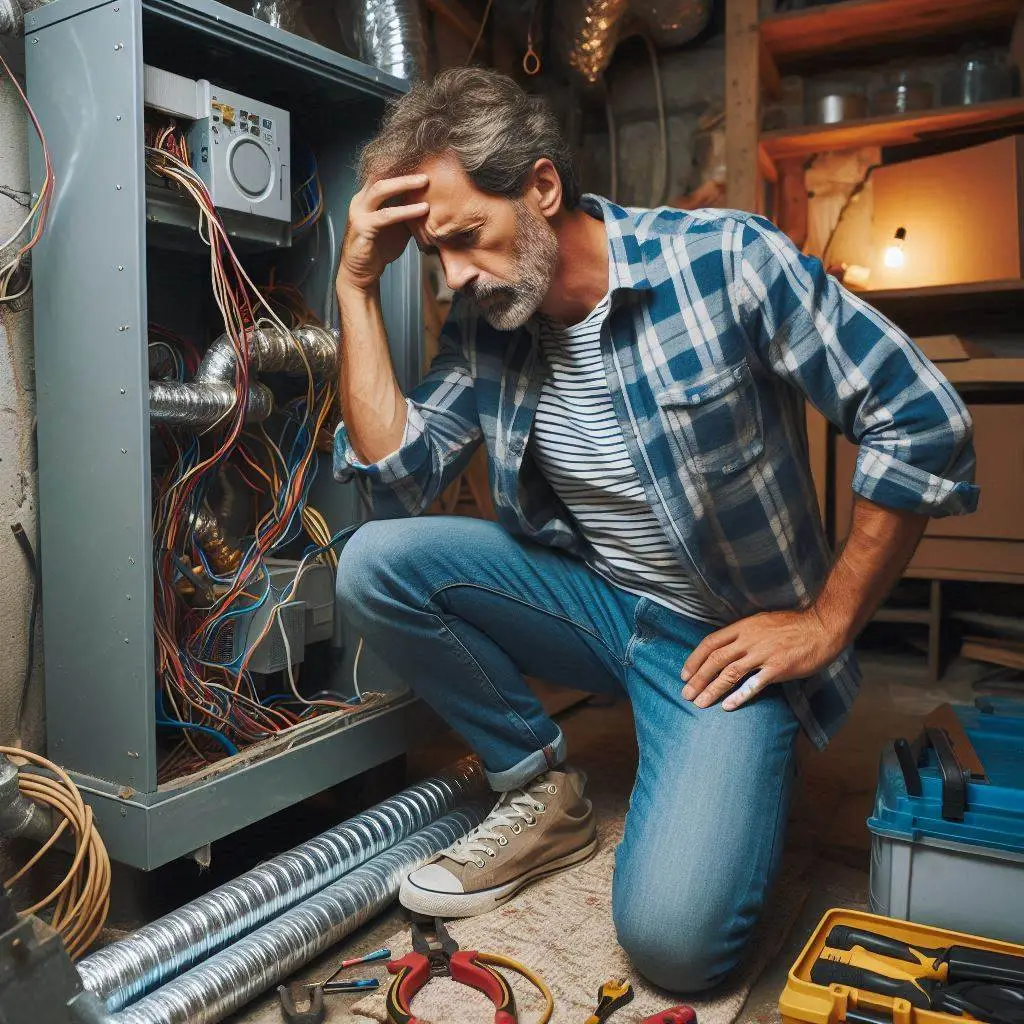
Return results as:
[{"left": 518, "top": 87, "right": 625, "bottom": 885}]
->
[
  {"left": 779, "top": 907, "right": 1024, "bottom": 1024},
  {"left": 868, "top": 698, "right": 1024, "bottom": 944}
]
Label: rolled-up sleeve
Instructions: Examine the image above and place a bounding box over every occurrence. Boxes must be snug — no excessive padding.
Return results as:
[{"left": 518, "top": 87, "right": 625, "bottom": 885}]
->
[
  {"left": 734, "top": 215, "right": 979, "bottom": 518},
  {"left": 333, "top": 297, "right": 483, "bottom": 516}
]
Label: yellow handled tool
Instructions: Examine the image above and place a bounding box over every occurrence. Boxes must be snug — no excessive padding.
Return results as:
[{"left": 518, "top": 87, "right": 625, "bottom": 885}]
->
[{"left": 583, "top": 978, "right": 634, "bottom": 1024}]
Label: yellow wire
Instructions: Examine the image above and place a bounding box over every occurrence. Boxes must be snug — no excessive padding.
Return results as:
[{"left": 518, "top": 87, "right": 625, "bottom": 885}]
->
[{"left": 476, "top": 952, "right": 553, "bottom": 1024}]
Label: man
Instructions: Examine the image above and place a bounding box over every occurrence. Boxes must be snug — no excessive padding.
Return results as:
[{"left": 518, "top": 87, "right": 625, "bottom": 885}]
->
[{"left": 333, "top": 67, "right": 978, "bottom": 991}]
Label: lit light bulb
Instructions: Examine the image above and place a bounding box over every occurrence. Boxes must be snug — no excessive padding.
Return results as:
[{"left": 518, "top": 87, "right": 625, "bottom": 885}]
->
[{"left": 883, "top": 226, "right": 907, "bottom": 270}]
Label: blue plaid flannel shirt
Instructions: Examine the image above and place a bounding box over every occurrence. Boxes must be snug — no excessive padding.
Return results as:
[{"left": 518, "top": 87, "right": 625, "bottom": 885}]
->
[{"left": 335, "top": 194, "right": 978, "bottom": 748}]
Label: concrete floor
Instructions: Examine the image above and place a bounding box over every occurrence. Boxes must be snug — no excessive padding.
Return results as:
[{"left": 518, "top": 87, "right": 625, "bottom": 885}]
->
[{"left": 118, "top": 649, "right": 1002, "bottom": 1024}]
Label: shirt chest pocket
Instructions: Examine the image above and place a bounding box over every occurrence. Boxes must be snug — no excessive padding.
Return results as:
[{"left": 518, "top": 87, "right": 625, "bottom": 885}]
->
[{"left": 656, "top": 360, "right": 765, "bottom": 478}]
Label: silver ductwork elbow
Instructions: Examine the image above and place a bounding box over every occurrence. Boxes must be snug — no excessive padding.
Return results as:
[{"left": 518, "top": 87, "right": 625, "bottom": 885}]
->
[
  {"left": 557, "top": 0, "right": 713, "bottom": 85},
  {"left": 0, "top": 754, "right": 53, "bottom": 843},
  {"left": 148, "top": 324, "right": 337, "bottom": 428},
  {"left": 195, "top": 325, "right": 337, "bottom": 386},
  {"left": 335, "top": 0, "right": 426, "bottom": 80},
  {"left": 78, "top": 758, "right": 488, "bottom": 1011}
]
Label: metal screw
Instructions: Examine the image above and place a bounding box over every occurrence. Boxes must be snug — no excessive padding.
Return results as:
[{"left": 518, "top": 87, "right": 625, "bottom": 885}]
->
[
  {"left": 115, "top": 115, "right": 123, "bottom": 122},
  {"left": 121, "top": 808, "right": 127, "bottom": 817},
  {"left": 123, "top": 637, "right": 130, "bottom": 644},
  {"left": 118, "top": 323, "right": 129, "bottom": 332},
  {"left": 119, "top": 388, "right": 126, "bottom": 395},
  {"left": 128, "top": 556, "right": 135, "bottom": 565},
  {"left": 114, "top": 42, "right": 123, "bottom": 50},
  {"left": 117, "top": 264, "right": 124, "bottom": 271},
  {"left": 113, "top": 5, "right": 119, "bottom": 10},
  {"left": 125, "top": 594, "right": 131, "bottom": 601},
  {"left": 127, "top": 750, "right": 139, "bottom": 758},
  {"left": 31, "top": 37, "right": 37, "bottom": 44},
  {"left": 115, "top": 184, "right": 122, "bottom": 191},
  {"left": 120, "top": 447, "right": 127, "bottom": 454}
]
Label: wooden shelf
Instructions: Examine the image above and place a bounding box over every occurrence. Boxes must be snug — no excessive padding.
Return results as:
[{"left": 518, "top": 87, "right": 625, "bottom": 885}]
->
[
  {"left": 761, "top": 0, "right": 1023, "bottom": 73},
  {"left": 760, "top": 96, "right": 1024, "bottom": 158},
  {"left": 863, "top": 279, "right": 1024, "bottom": 303}
]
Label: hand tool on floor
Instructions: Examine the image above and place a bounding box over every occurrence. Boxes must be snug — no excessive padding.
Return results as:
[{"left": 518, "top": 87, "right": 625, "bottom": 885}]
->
[
  {"left": 825, "top": 924, "right": 1024, "bottom": 986},
  {"left": 582, "top": 978, "right": 634, "bottom": 1024},
  {"left": 811, "top": 948, "right": 1024, "bottom": 1024},
  {"left": 387, "top": 917, "right": 557, "bottom": 1024},
  {"left": 277, "top": 983, "right": 326, "bottom": 1024},
  {"left": 322, "top": 977, "right": 380, "bottom": 994},
  {"left": 640, "top": 1006, "right": 697, "bottom": 1024},
  {"left": 334, "top": 946, "right": 392, "bottom": 971}
]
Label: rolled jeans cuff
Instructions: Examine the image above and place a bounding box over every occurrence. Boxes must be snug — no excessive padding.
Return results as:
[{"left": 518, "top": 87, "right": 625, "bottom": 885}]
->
[{"left": 485, "top": 728, "right": 567, "bottom": 792}]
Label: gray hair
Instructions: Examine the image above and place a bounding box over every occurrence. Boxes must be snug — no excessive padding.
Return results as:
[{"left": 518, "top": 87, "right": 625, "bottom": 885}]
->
[{"left": 359, "top": 67, "right": 580, "bottom": 209}]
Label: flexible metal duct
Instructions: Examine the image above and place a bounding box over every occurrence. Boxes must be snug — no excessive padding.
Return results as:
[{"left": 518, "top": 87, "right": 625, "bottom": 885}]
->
[
  {"left": 195, "top": 325, "right": 337, "bottom": 386},
  {"left": 149, "top": 380, "right": 274, "bottom": 427},
  {"left": 190, "top": 505, "right": 243, "bottom": 574},
  {"left": 557, "top": 0, "right": 629, "bottom": 84},
  {"left": 148, "top": 325, "right": 336, "bottom": 427},
  {"left": 335, "top": 0, "right": 426, "bottom": 81},
  {"left": 77, "top": 758, "right": 486, "bottom": 1011},
  {"left": 114, "top": 808, "right": 487, "bottom": 1024},
  {"left": 557, "top": 0, "right": 713, "bottom": 84}
]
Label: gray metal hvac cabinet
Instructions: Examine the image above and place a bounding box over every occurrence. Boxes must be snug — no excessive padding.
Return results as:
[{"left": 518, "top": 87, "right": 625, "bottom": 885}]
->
[{"left": 24, "top": 0, "right": 426, "bottom": 869}]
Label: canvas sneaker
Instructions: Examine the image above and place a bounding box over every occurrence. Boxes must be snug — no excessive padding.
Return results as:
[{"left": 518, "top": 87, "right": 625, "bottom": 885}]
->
[{"left": 399, "top": 767, "right": 598, "bottom": 918}]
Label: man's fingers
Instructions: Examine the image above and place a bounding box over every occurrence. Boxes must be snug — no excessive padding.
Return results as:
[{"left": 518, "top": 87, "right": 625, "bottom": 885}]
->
[
  {"left": 722, "top": 668, "right": 775, "bottom": 711},
  {"left": 693, "top": 659, "right": 762, "bottom": 710},
  {"left": 681, "top": 627, "right": 736, "bottom": 684},
  {"left": 364, "top": 174, "right": 429, "bottom": 208},
  {"left": 366, "top": 202, "right": 430, "bottom": 227},
  {"left": 682, "top": 642, "right": 743, "bottom": 700}
]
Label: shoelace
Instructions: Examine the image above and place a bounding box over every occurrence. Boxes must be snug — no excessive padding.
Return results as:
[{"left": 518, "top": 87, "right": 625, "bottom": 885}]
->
[{"left": 444, "top": 778, "right": 558, "bottom": 866}]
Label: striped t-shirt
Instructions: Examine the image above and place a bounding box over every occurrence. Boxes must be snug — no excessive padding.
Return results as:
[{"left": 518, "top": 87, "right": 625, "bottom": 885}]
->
[{"left": 531, "top": 295, "right": 719, "bottom": 625}]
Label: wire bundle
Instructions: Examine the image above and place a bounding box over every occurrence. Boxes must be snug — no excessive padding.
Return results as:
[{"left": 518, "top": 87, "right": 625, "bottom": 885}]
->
[
  {"left": 145, "top": 130, "right": 361, "bottom": 777},
  {"left": 0, "top": 51, "right": 53, "bottom": 303},
  {"left": 291, "top": 144, "right": 324, "bottom": 234},
  {"left": 0, "top": 748, "right": 110, "bottom": 960}
]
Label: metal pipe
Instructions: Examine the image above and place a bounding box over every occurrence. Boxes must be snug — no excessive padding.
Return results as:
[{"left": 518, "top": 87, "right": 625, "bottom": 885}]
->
[
  {"left": 77, "top": 758, "right": 486, "bottom": 1010},
  {"left": 148, "top": 381, "right": 274, "bottom": 427},
  {"left": 114, "top": 807, "right": 487, "bottom": 1024},
  {"left": 0, "top": 754, "right": 53, "bottom": 843}
]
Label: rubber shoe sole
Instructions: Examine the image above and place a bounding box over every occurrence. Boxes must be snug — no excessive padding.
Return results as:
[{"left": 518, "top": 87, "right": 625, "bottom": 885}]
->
[{"left": 398, "top": 834, "right": 599, "bottom": 919}]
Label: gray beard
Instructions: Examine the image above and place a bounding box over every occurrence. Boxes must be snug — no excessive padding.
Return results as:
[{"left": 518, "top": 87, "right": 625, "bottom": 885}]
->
[{"left": 466, "top": 201, "right": 558, "bottom": 331}]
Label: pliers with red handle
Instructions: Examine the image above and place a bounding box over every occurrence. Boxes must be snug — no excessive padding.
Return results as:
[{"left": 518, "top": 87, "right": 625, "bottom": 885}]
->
[{"left": 386, "top": 917, "right": 518, "bottom": 1024}]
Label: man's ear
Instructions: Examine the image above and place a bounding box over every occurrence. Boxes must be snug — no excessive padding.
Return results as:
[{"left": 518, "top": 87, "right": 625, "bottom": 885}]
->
[{"left": 529, "top": 158, "right": 562, "bottom": 219}]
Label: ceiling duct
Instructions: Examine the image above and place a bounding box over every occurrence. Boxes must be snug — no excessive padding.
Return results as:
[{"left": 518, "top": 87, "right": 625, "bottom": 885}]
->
[
  {"left": 556, "top": 0, "right": 713, "bottom": 85},
  {"left": 335, "top": 0, "right": 427, "bottom": 80}
]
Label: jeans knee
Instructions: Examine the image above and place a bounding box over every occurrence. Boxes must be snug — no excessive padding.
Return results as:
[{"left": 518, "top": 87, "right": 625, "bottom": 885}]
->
[
  {"left": 614, "top": 906, "right": 738, "bottom": 994},
  {"left": 336, "top": 519, "right": 415, "bottom": 624}
]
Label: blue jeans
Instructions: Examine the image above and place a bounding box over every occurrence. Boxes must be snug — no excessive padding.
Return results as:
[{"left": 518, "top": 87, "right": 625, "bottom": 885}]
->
[{"left": 337, "top": 516, "right": 800, "bottom": 993}]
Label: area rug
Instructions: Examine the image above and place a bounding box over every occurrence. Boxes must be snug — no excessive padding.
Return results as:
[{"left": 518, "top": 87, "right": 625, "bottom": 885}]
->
[{"left": 351, "top": 814, "right": 812, "bottom": 1024}]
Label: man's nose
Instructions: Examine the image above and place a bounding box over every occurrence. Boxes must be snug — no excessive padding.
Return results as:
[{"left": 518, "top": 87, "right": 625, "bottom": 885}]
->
[{"left": 441, "top": 253, "right": 478, "bottom": 293}]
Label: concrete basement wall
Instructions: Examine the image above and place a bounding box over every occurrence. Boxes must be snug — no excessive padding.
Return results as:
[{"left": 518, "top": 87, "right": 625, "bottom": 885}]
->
[{"left": 0, "top": 37, "right": 43, "bottom": 759}]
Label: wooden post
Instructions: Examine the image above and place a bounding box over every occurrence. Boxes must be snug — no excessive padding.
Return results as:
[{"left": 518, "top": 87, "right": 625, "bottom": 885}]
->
[{"left": 726, "top": 0, "right": 761, "bottom": 212}]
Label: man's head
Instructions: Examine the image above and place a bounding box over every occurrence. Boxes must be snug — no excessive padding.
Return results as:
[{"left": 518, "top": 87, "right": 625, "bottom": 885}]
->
[{"left": 359, "top": 68, "right": 578, "bottom": 329}]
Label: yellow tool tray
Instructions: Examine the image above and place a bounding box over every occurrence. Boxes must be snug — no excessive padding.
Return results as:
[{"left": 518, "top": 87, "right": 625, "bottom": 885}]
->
[{"left": 780, "top": 907, "right": 1024, "bottom": 1024}]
